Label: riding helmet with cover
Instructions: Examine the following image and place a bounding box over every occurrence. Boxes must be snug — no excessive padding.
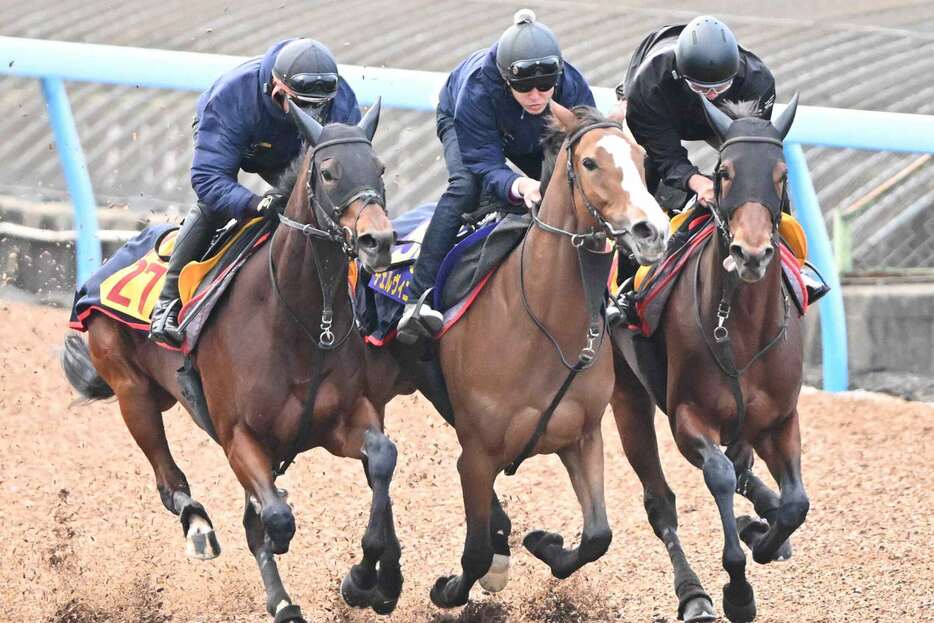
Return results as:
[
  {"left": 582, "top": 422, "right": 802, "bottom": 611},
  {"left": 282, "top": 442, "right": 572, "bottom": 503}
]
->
[
  {"left": 675, "top": 16, "right": 740, "bottom": 87},
  {"left": 271, "top": 38, "right": 341, "bottom": 105},
  {"left": 495, "top": 9, "right": 563, "bottom": 89}
]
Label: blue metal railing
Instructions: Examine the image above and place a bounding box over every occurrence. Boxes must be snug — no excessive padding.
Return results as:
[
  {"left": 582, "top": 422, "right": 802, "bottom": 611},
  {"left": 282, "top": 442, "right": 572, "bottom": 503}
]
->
[{"left": 4, "top": 36, "right": 934, "bottom": 391}]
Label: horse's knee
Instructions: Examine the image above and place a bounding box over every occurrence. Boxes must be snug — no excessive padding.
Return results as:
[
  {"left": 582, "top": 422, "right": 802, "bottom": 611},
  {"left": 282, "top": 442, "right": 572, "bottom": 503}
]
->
[
  {"left": 777, "top": 497, "right": 809, "bottom": 530},
  {"left": 261, "top": 501, "right": 295, "bottom": 554},
  {"left": 703, "top": 453, "right": 737, "bottom": 498},
  {"left": 580, "top": 527, "right": 612, "bottom": 562},
  {"left": 364, "top": 430, "right": 397, "bottom": 484}
]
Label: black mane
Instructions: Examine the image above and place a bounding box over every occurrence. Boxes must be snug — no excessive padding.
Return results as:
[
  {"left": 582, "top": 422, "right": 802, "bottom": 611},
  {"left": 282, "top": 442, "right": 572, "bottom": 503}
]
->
[{"left": 540, "top": 106, "right": 609, "bottom": 193}]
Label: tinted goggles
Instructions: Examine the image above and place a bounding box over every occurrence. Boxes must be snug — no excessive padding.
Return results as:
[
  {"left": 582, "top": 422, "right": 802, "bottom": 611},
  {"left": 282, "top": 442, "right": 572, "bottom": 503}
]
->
[
  {"left": 282, "top": 72, "right": 339, "bottom": 102},
  {"left": 508, "top": 54, "right": 560, "bottom": 78},
  {"left": 509, "top": 76, "right": 559, "bottom": 93},
  {"left": 685, "top": 78, "right": 733, "bottom": 97}
]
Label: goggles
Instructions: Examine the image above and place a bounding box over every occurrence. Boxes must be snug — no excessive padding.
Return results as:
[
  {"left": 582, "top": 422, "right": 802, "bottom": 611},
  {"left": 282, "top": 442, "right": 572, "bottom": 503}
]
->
[
  {"left": 685, "top": 77, "right": 733, "bottom": 97},
  {"left": 276, "top": 72, "right": 339, "bottom": 103},
  {"left": 509, "top": 76, "right": 558, "bottom": 93},
  {"left": 506, "top": 55, "right": 561, "bottom": 90}
]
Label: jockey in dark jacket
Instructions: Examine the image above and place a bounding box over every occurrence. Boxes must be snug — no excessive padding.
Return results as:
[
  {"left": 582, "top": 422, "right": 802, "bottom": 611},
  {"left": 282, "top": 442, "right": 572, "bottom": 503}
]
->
[
  {"left": 397, "top": 9, "right": 596, "bottom": 343},
  {"left": 609, "top": 16, "right": 826, "bottom": 325},
  {"left": 149, "top": 38, "right": 362, "bottom": 345}
]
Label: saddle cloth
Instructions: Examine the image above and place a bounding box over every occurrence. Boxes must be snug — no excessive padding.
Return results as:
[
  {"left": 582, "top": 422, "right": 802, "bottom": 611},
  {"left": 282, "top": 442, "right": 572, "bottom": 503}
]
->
[
  {"left": 69, "top": 217, "right": 272, "bottom": 352},
  {"left": 356, "top": 204, "right": 530, "bottom": 345},
  {"left": 628, "top": 208, "right": 808, "bottom": 337}
]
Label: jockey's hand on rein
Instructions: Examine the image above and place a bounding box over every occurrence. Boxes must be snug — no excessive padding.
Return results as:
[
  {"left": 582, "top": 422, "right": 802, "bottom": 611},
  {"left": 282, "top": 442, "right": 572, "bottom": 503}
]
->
[{"left": 257, "top": 193, "right": 287, "bottom": 218}]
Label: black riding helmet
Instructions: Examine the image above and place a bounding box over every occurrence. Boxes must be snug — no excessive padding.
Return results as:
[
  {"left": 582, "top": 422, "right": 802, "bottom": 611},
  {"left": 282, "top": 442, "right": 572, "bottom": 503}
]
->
[
  {"left": 495, "top": 9, "right": 563, "bottom": 91},
  {"left": 675, "top": 16, "right": 739, "bottom": 87},
  {"left": 271, "top": 39, "right": 340, "bottom": 105}
]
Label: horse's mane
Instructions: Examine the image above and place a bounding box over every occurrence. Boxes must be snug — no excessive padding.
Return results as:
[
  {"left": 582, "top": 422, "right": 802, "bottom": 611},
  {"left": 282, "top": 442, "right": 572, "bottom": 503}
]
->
[
  {"left": 540, "top": 105, "right": 608, "bottom": 194},
  {"left": 719, "top": 99, "right": 762, "bottom": 120},
  {"left": 273, "top": 155, "right": 306, "bottom": 196}
]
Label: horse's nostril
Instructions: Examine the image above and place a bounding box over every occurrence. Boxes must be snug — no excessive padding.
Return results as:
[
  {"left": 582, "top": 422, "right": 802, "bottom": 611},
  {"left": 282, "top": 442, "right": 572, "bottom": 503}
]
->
[
  {"left": 730, "top": 243, "right": 745, "bottom": 260},
  {"left": 358, "top": 234, "right": 378, "bottom": 250},
  {"left": 631, "top": 220, "right": 656, "bottom": 241},
  {"left": 762, "top": 246, "right": 775, "bottom": 261}
]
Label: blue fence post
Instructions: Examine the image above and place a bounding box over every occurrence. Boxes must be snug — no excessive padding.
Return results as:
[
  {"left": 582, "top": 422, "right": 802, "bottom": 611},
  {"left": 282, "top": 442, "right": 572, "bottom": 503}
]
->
[
  {"left": 784, "top": 142, "right": 849, "bottom": 391},
  {"left": 39, "top": 77, "right": 101, "bottom": 287}
]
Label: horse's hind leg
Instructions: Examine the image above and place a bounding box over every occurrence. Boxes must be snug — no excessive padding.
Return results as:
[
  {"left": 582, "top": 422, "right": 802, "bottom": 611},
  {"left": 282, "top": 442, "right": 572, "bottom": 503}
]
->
[
  {"left": 728, "top": 442, "right": 793, "bottom": 562},
  {"left": 88, "top": 327, "right": 219, "bottom": 560},
  {"left": 523, "top": 426, "right": 612, "bottom": 579},
  {"left": 611, "top": 363, "right": 716, "bottom": 623},
  {"left": 340, "top": 426, "right": 402, "bottom": 616},
  {"left": 744, "top": 411, "right": 809, "bottom": 566},
  {"left": 478, "top": 490, "right": 512, "bottom": 592},
  {"left": 430, "top": 445, "right": 496, "bottom": 608}
]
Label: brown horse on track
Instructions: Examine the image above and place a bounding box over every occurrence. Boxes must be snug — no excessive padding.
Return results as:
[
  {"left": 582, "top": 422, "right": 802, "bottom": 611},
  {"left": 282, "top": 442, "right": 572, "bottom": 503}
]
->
[
  {"left": 610, "top": 95, "right": 807, "bottom": 623},
  {"left": 365, "top": 102, "right": 669, "bottom": 608},
  {"left": 62, "top": 102, "right": 403, "bottom": 623}
]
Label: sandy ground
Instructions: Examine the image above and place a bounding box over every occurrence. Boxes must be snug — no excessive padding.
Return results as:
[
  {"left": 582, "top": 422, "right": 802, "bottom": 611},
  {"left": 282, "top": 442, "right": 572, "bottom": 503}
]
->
[{"left": 1, "top": 300, "right": 932, "bottom": 623}]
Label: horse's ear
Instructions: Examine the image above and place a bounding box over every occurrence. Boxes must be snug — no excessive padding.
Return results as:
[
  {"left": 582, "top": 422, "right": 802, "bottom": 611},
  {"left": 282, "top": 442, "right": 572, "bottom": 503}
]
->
[
  {"left": 289, "top": 102, "right": 324, "bottom": 146},
  {"left": 701, "top": 96, "right": 733, "bottom": 142},
  {"left": 358, "top": 97, "right": 381, "bottom": 141},
  {"left": 773, "top": 92, "right": 799, "bottom": 140},
  {"left": 550, "top": 100, "right": 576, "bottom": 132}
]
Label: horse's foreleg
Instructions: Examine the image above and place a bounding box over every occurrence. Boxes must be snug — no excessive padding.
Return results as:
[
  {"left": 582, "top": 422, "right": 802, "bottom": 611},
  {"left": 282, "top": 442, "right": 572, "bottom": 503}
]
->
[
  {"left": 478, "top": 490, "right": 512, "bottom": 593},
  {"left": 111, "top": 377, "right": 220, "bottom": 560},
  {"left": 341, "top": 426, "right": 402, "bottom": 616},
  {"left": 612, "top": 375, "right": 716, "bottom": 623},
  {"left": 243, "top": 491, "right": 297, "bottom": 621},
  {"left": 680, "top": 420, "right": 756, "bottom": 623},
  {"left": 430, "top": 446, "right": 496, "bottom": 609},
  {"left": 729, "top": 442, "right": 793, "bottom": 562},
  {"left": 747, "top": 411, "right": 809, "bottom": 566},
  {"left": 523, "top": 427, "right": 612, "bottom": 579}
]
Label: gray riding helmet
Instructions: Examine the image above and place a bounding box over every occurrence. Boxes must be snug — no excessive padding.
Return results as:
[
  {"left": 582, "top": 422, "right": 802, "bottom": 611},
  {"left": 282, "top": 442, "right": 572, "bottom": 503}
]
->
[
  {"left": 495, "top": 9, "right": 563, "bottom": 82},
  {"left": 675, "top": 16, "right": 740, "bottom": 87},
  {"left": 272, "top": 38, "right": 340, "bottom": 103}
]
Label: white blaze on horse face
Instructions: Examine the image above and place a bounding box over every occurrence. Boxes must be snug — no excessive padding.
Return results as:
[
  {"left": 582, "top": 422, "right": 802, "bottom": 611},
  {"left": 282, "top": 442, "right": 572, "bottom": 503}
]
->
[{"left": 596, "top": 134, "right": 668, "bottom": 234}]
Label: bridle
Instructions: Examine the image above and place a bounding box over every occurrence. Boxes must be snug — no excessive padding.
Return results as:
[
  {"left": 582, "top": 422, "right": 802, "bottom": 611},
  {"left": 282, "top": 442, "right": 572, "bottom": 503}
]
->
[
  {"left": 269, "top": 134, "right": 387, "bottom": 350},
  {"left": 698, "top": 132, "right": 791, "bottom": 446}
]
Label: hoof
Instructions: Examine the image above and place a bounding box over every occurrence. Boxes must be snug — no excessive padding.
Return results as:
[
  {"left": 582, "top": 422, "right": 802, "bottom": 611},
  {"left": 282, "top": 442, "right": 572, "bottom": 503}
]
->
[
  {"left": 261, "top": 503, "right": 295, "bottom": 555},
  {"left": 370, "top": 587, "right": 399, "bottom": 615},
  {"left": 682, "top": 595, "right": 718, "bottom": 623},
  {"left": 273, "top": 603, "right": 305, "bottom": 623},
  {"left": 430, "top": 575, "right": 467, "bottom": 609},
  {"left": 523, "top": 530, "right": 564, "bottom": 560},
  {"left": 478, "top": 553, "right": 510, "bottom": 593},
  {"left": 722, "top": 584, "right": 757, "bottom": 623},
  {"left": 341, "top": 570, "right": 374, "bottom": 609},
  {"left": 738, "top": 515, "right": 793, "bottom": 562},
  {"left": 185, "top": 514, "right": 221, "bottom": 560}
]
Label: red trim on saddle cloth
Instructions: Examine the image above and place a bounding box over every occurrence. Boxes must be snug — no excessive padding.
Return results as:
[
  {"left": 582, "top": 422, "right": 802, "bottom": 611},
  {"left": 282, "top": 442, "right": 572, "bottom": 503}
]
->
[
  {"left": 436, "top": 270, "right": 496, "bottom": 339},
  {"left": 635, "top": 222, "right": 716, "bottom": 335},
  {"left": 177, "top": 232, "right": 271, "bottom": 325},
  {"left": 365, "top": 329, "right": 397, "bottom": 347},
  {"left": 68, "top": 306, "right": 183, "bottom": 352}
]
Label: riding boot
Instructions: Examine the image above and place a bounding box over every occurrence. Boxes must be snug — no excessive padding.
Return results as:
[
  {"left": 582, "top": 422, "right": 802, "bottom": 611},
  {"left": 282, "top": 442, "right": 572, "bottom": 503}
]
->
[
  {"left": 801, "top": 263, "right": 831, "bottom": 305},
  {"left": 397, "top": 289, "right": 444, "bottom": 344},
  {"left": 608, "top": 254, "right": 642, "bottom": 327},
  {"left": 149, "top": 204, "right": 216, "bottom": 345}
]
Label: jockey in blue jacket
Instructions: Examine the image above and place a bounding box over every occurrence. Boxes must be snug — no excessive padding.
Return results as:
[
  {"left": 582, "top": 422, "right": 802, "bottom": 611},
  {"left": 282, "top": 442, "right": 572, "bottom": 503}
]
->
[
  {"left": 149, "top": 38, "right": 362, "bottom": 345},
  {"left": 397, "top": 9, "right": 596, "bottom": 343}
]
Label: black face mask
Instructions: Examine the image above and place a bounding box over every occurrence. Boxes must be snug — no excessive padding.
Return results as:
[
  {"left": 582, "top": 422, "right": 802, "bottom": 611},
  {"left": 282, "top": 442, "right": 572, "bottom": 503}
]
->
[
  {"left": 714, "top": 120, "right": 786, "bottom": 226},
  {"left": 309, "top": 126, "right": 386, "bottom": 220}
]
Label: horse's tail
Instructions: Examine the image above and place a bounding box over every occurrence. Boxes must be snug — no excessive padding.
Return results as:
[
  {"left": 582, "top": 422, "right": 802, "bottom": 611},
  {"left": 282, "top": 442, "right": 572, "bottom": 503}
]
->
[{"left": 62, "top": 334, "right": 114, "bottom": 400}]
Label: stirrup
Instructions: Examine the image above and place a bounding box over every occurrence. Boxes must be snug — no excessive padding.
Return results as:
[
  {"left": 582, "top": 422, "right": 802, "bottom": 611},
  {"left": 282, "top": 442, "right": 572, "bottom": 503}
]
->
[
  {"left": 613, "top": 278, "right": 640, "bottom": 326},
  {"left": 801, "top": 262, "right": 831, "bottom": 305},
  {"left": 397, "top": 289, "right": 444, "bottom": 344},
  {"left": 149, "top": 298, "right": 183, "bottom": 346}
]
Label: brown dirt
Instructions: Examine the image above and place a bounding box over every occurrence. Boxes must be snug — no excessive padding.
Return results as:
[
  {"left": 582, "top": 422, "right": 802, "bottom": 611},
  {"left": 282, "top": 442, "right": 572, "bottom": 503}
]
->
[{"left": 1, "top": 300, "right": 932, "bottom": 623}]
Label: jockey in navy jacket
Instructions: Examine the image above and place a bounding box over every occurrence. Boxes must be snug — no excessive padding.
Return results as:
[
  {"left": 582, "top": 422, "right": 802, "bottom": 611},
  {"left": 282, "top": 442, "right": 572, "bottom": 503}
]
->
[
  {"left": 190, "top": 38, "right": 361, "bottom": 222},
  {"left": 438, "top": 44, "right": 595, "bottom": 204}
]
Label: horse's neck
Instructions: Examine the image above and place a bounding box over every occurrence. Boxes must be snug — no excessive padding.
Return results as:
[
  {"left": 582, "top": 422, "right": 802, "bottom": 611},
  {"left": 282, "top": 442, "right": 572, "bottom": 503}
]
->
[{"left": 521, "top": 162, "right": 594, "bottom": 330}]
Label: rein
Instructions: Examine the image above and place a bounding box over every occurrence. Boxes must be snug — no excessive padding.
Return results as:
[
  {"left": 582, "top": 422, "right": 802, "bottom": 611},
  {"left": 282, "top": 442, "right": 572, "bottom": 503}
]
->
[
  {"left": 700, "top": 133, "right": 791, "bottom": 446},
  {"left": 505, "top": 121, "right": 620, "bottom": 476}
]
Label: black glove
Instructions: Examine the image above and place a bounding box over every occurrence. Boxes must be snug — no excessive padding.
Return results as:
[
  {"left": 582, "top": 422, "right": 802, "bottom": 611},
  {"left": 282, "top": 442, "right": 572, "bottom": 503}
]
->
[{"left": 256, "top": 192, "right": 288, "bottom": 217}]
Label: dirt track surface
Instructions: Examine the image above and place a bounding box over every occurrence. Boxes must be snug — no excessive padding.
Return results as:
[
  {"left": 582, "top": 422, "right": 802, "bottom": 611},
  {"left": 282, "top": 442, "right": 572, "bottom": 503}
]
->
[{"left": 2, "top": 300, "right": 932, "bottom": 623}]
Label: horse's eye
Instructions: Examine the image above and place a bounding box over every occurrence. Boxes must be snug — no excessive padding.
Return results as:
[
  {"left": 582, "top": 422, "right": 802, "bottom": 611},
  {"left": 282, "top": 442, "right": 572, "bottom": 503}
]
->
[
  {"left": 322, "top": 169, "right": 335, "bottom": 182},
  {"left": 719, "top": 168, "right": 731, "bottom": 181},
  {"left": 582, "top": 157, "right": 598, "bottom": 171}
]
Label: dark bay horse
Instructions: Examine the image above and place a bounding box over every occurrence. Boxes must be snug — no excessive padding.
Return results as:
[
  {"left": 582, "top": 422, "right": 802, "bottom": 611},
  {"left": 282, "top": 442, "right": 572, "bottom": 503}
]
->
[
  {"left": 610, "top": 95, "right": 807, "bottom": 623},
  {"left": 367, "top": 102, "right": 669, "bottom": 608},
  {"left": 62, "top": 102, "right": 403, "bottom": 623}
]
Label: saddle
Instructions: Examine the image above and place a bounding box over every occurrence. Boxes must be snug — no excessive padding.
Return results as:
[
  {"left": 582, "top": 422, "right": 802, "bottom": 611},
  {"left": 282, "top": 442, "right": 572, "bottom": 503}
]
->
[
  {"left": 69, "top": 217, "right": 273, "bottom": 352},
  {"left": 356, "top": 203, "right": 530, "bottom": 345}
]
